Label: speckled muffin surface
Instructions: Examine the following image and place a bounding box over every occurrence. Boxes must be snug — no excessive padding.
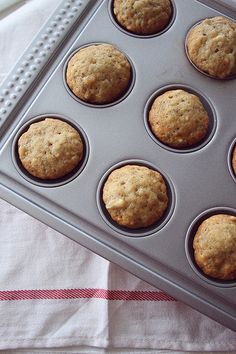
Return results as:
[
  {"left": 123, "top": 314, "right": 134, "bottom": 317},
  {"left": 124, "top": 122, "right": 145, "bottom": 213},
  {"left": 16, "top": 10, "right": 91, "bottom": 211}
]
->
[
  {"left": 18, "top": 118, "right": 84, "bottom": 180},
  {"left": 193, "top": 214, "right": 236, "bottom": 280},
  {"left": 186, "top": 16, "right": 236, "bottom": 79},
  {"left": 113, "top": 0, "right": 172, "bottom": 35},
  {"left": 232, "top": 146, "right": 236, "bottom": 175},
  {"left": 148, "top": 89, "right": 209, "bottom": 148},
  {"left": 102, "top": 165, "right": 168, "bottom": 229},
  {"left": 66, "top": 44, "right": 131, "bottom": 104}
]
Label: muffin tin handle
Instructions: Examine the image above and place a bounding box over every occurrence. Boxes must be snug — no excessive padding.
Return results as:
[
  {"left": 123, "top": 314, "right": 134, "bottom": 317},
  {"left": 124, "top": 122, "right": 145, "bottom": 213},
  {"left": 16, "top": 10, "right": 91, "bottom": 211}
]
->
[
  {"left": 0, "top": 0, "right": 94, "bottom": 137},
  {"left": 197, "top": 0, "right": 236, "bottom": 14},
  {"left": 214, "top": 0, "right": 236, "bottom": 11}
]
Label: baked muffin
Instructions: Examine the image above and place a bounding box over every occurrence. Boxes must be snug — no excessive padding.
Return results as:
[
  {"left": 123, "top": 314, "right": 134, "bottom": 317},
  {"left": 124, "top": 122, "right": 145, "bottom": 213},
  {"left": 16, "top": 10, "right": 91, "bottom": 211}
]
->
[
  {"left": 102, "top": 164, "right": 168, "bottom": 229},
  {"left": 18, "top": 118, "right": 84, "bottom": 180},
  {"left": 66, "top": 43, "right": 131, "bottom": 104},
  {"left": 186, "top": 16, "right": 236, "bottom": 79},
  {"left": 113, "top": 0, "right": 172, "bottom": 35},
  {"left": 193, "top": 214, "right": 236, "bottom": 280},
  {"left": 148, "top": 89, "right": 209, "bottom": 148},
  {"left": 232, "top": 146, "right": 236, "bottom": 175}
]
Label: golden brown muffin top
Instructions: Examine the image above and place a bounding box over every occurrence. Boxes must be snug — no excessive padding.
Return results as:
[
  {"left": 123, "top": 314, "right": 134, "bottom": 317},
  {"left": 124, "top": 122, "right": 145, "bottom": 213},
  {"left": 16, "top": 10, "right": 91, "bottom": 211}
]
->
[
  {"left": 66, "top": 44, "right": 131, "bottom": 104},
  {"left": 193, "top": 214, "right": 236, "bottom": 280},
  {"left": 186, "top": 16, "right": 236, "bottom": 78},
  {"left": 18, "top": 118, "right": 83, "bottom": 180},
  {"left": 148, "top": 89, "right": 209, "bottom": 148},
  {"left": 232, "top": 146, "right": 236, "bottom": 175},
  {"left": 103, "top": 164, "right": 168, "bottom": 229},
  {"left": 113, "top": 0, "right": 172, "bottom": 35}
]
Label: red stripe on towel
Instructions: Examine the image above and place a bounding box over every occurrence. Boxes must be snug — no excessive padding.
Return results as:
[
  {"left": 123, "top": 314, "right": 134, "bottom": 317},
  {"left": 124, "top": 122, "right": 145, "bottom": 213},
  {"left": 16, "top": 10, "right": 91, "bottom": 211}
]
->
[{"left": 0, "top": 288, "right": 175, "bottom": 301}]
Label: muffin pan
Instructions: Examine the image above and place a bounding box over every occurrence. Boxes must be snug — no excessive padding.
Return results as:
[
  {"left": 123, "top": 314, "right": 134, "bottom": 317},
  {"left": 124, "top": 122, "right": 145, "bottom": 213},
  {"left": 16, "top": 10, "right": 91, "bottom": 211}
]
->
[{"left": 0, "top": 0, "right": 236, "bottom": 330}]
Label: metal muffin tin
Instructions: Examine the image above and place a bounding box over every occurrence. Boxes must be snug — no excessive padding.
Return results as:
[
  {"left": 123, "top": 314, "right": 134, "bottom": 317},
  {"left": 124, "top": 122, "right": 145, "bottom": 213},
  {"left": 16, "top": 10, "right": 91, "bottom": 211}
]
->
[{"left": 0, "top": 0, "right": 236, "bottom": 331}]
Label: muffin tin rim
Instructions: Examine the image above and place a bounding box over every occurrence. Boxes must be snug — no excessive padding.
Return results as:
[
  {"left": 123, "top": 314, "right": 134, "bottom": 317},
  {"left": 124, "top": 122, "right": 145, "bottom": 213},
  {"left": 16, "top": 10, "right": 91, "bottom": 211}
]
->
[
  {"left": 11, "top": 114, "right": 90, "bottom": 188},
  {"left": 185, "top": 206, "right": 236, "bottom": 288},
  {"left": 96, "top": 159, "right": 176, "bottom": 237}
]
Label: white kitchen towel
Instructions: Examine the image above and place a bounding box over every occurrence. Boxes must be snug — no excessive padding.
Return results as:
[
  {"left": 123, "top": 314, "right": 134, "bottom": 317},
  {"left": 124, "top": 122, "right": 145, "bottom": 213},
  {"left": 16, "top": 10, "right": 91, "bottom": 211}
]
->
[
  {"left": 0, "top": 0, "right": 236, "bottom": 352},
  {"left": 0, "top": 0, "right": 24, "bottom": 13}
]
